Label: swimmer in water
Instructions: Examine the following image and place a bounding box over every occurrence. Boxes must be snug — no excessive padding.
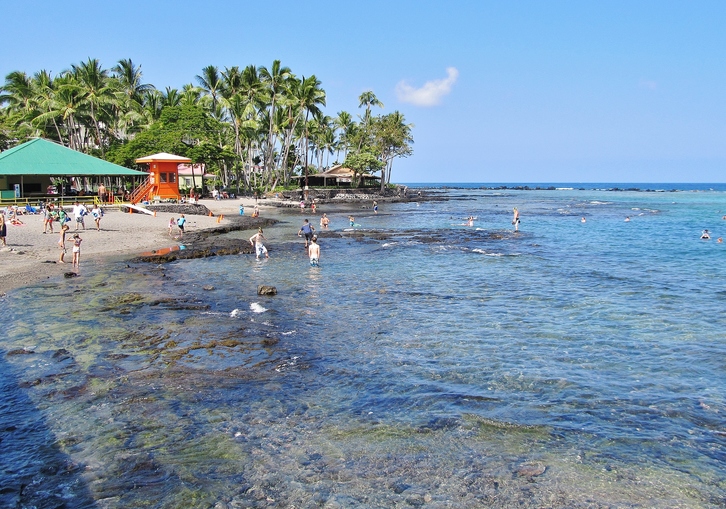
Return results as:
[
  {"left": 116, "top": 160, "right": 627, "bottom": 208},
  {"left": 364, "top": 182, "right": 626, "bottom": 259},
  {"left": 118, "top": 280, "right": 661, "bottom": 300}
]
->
[
  {"left": 512, "top": 208, "right": 520, "bottom": 231},
  {"left": 581, "top": 217, "right": 586, "bottom": 223},
  {"left": 718, "top": 237, "right": 723, "bottom": 243},
  {"left": 624, "top": 216, "right": 630, "bottom": 222},
  {"left": 701, "top": 229, "right": 711, "bottom": 240}
]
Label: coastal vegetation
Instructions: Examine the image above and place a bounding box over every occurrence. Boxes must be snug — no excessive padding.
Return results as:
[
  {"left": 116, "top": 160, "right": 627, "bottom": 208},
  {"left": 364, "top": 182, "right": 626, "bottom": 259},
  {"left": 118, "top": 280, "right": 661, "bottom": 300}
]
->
[{"left": 0, "top": 58, "right": 413, "bottom": 194}]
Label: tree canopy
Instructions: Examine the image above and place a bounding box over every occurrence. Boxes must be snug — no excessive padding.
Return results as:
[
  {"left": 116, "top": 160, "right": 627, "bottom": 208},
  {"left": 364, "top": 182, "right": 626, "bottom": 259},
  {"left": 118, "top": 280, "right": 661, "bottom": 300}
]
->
[{"left": 0, "top": 58, "right": 414, "bottom": 193}]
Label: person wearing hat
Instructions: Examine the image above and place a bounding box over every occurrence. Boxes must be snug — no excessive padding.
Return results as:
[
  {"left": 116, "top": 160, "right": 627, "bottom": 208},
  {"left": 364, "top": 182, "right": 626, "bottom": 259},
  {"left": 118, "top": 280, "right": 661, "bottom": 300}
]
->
[{"left": 308, "top": 235, "right": 320, "bottom": 267}]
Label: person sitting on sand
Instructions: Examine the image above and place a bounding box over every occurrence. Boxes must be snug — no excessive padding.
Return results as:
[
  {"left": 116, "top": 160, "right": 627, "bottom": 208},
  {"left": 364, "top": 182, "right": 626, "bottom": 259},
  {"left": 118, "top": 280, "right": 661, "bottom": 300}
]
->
[{"left": 249, "top": 228, "right": 269, "bottom": 259}]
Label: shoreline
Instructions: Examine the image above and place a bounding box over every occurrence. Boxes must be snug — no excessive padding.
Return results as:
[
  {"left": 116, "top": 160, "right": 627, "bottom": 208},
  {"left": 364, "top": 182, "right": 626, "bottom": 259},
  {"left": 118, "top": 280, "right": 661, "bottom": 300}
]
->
[{"left": 0, "top": 198, "right": 278, "bottom": 295}]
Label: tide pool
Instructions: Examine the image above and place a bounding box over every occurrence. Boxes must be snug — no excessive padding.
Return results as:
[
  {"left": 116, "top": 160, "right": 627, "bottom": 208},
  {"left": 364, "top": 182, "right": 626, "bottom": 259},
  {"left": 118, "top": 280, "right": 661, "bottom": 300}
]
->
[{"left": 2, "top": 187, "right": 725, "bottom": 507}]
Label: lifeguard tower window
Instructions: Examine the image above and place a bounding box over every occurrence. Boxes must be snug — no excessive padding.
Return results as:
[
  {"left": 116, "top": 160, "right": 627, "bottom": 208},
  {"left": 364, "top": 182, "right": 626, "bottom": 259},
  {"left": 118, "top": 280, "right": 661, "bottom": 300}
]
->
[
  {"left": 170, "top": 173, "right": 176, "bottom": 183},
  {"left": 160, "top": 173, "right": 167, "bottom": 183}
]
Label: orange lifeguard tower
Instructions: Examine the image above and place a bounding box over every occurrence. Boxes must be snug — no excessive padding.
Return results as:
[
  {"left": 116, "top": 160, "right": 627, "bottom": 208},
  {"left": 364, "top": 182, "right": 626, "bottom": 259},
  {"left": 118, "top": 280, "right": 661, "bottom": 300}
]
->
[{"left": 131, "top": 153, "right": 192, "bottom": 203}]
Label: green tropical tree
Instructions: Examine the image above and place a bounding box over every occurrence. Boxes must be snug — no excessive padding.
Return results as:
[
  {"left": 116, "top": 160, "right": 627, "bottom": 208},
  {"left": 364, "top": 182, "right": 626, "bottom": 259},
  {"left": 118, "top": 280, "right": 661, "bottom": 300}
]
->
[
  {"left": 70, "top": 58, "right": 114, "bottom": 155},
  {"left": 196, "top": 65, "right": 222, "bottom": 112},
  {"left": 289, "top": 75, "right": 325, "bottom": 193}
]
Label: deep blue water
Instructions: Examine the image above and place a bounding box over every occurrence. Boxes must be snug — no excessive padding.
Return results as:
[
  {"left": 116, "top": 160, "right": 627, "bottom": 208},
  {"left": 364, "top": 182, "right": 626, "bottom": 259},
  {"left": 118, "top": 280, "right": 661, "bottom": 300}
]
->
[{"left": 2, "top": 186, "right": 726, "bottom": 507}]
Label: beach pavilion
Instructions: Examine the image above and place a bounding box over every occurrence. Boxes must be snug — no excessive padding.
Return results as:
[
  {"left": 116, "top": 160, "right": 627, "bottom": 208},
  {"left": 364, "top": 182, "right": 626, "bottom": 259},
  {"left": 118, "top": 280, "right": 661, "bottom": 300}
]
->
[
  {"left": 292, "top": 164, "right": 381, "bottom": 188},
  {"left": 0, "top": 138, "right": 146, "bottom": 203}
]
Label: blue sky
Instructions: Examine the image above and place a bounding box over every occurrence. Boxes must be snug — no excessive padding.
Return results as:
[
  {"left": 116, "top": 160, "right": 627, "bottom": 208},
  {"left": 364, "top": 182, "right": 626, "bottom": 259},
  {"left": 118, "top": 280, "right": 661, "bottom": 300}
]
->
[{"left": 3, "top": 0, "right": 725, "bottom": 183}]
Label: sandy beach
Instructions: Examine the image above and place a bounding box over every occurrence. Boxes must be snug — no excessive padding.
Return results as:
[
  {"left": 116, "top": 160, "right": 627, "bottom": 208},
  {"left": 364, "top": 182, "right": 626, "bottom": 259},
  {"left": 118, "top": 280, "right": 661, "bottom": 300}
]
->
[{"left": 0, "top": 197, "right": 268, "bottom": 295}]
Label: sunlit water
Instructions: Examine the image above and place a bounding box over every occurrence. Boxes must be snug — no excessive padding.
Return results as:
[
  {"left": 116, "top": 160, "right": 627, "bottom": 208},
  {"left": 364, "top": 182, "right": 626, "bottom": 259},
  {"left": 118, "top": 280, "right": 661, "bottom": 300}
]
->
[{"left": 3, "top": 186, "right": 726, "bottom": 508}]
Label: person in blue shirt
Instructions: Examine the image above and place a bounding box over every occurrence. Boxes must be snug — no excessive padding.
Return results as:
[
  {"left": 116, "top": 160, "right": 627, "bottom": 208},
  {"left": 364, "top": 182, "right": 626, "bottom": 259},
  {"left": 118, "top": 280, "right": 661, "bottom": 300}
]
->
[
  {"left": 177, "top": 214, "right": 186, "bottom": 238},
  {"left": 298, "top": 219, "right": 315, "bottom": 248}
]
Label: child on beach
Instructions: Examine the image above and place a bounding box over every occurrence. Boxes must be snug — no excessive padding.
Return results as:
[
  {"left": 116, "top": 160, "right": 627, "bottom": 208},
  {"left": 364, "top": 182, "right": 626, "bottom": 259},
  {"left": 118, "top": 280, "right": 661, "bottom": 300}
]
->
[
  {"left": 177, "top": 215, "right": 186, "bottom": 238},
  {"left": 43, "top": 204, "right": 55, "bottom": 233},
  {"left": 72, "top": 233, "right": 82, "bottom": 268},
  {"left": 168, "top": 217, "right": 176, "bottom": 237},
  {"left": 58, "top": 224, "right": 70, "bottom": 263}
]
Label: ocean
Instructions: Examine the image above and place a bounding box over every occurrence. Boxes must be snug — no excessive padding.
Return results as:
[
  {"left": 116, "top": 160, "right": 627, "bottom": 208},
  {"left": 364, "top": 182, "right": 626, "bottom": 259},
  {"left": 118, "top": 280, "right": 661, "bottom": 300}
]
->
[{"left": 2, "top": 185, "right": 726, "bottom": 508}]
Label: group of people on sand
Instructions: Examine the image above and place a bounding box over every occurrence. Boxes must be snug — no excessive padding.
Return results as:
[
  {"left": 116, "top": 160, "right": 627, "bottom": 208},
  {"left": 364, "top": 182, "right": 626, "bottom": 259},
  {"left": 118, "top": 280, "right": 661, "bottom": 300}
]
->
[
  {"left": 40, "top": 202, "right": 104, "bottom": 234},
  {"left": 0, "top": 202, "right": 102, "bottom": 257}
]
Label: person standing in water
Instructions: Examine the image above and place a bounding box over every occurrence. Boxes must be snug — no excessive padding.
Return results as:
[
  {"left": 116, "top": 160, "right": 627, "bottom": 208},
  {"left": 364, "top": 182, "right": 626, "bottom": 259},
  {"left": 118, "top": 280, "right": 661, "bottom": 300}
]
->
[
  {"left": 512, "top": 207, "right": 520, "bottom": 231},
  {"left": 320, "top": 213, "right": 330, "bottom": 229},
  {"left": 308, "top": 235, "right": 320, "bottom": 266},
  {"left": 249, "top": 228, "right": 269, "bottom": 259},
  {"left": 373, "top": 201, "right": 378, "bottom": 214},
  {"left": 298, "top": 219, "right": 315, "bottom": 248}
]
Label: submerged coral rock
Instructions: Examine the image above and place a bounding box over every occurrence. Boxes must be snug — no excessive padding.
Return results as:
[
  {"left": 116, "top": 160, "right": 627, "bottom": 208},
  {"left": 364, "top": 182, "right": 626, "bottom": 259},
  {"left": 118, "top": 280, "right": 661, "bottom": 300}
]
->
[{"left": 257, "top": 285, "right": 277, "bottom": 296}]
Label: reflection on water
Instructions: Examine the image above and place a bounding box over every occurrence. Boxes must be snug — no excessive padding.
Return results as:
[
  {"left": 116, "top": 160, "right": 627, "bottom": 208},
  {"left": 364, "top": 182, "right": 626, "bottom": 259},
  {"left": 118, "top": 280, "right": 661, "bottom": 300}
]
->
[{"left": 2, "top": 188, "right": 726, "bottom": 507}]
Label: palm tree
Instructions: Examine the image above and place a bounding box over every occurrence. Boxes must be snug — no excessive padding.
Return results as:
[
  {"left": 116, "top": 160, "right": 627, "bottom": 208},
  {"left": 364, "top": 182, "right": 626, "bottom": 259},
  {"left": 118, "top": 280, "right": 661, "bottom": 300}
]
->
[
  {"left": 259, "top": 60, "right": 291, "bottom": 176},
  {"left": 196, "top": 65, "right": 222, "bottom": 112},
  {"left": 162, "top": 87, "right": 182, "bottom": 108},
  {"left": 334, "top": 110, "right": 356, "bottom": 161},
  {"left": 290, "top": 75, "right": 326, "bottom": 194},
  {"left": 112, "top": 58, "right": 154, "bottom": 105},
  {"left": 1, "top": 71, "right": 34, "bottom": 113},
  {"left": 358, "top": 90, "right": 384, "bottom": 124},
  {"left": 31, "top": 70, "right": 64, "bottom": 143},
  {"left": 142, "top": 90, "right": 163, "bottom": 123},
  {"left": 70, "top": 58, "right": 113, "bottom": 155}
]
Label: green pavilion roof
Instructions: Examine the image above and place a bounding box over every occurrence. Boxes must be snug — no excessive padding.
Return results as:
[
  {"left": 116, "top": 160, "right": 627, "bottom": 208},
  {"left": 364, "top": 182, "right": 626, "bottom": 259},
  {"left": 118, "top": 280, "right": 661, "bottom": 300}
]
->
[{"left": 0, "top": 138, "right": 146, "bottom": 177}]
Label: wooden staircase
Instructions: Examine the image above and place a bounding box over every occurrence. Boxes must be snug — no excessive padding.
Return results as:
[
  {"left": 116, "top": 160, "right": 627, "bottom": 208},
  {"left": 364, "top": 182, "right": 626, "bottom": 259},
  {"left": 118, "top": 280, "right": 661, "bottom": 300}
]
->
[{"left": 129, "top": 177, "right": 154, "bottom": 204}]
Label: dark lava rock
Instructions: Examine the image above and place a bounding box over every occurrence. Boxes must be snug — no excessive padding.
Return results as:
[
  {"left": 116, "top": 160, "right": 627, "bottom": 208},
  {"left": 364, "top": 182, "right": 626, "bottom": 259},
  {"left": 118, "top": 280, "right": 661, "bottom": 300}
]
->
[{"left": 257, "top": 285, "right": 277, "bottom": 296}]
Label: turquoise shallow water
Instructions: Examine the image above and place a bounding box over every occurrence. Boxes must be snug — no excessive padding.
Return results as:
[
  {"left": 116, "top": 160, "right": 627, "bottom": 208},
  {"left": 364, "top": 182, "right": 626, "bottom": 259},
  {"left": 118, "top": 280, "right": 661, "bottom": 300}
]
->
[{"left": 2, "top": 186, "right": 726, "bottom": 507}]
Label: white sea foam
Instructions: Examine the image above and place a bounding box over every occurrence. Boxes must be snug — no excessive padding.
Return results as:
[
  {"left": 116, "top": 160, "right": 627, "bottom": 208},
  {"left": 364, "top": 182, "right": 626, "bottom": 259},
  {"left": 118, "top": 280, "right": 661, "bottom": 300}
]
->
[
  {"left": 250, "top": 302, "right": 267, "bottom": 314},
  {"left": 230, "top": 309, "right": 240, "bottom": 318}
]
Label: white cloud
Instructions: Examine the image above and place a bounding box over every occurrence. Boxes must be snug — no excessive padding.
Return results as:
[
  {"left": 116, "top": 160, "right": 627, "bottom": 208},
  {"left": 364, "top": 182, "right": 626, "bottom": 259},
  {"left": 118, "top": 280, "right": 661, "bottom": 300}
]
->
[{"left": 396, "top": 67, "right": 459, "bottom": 107}]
